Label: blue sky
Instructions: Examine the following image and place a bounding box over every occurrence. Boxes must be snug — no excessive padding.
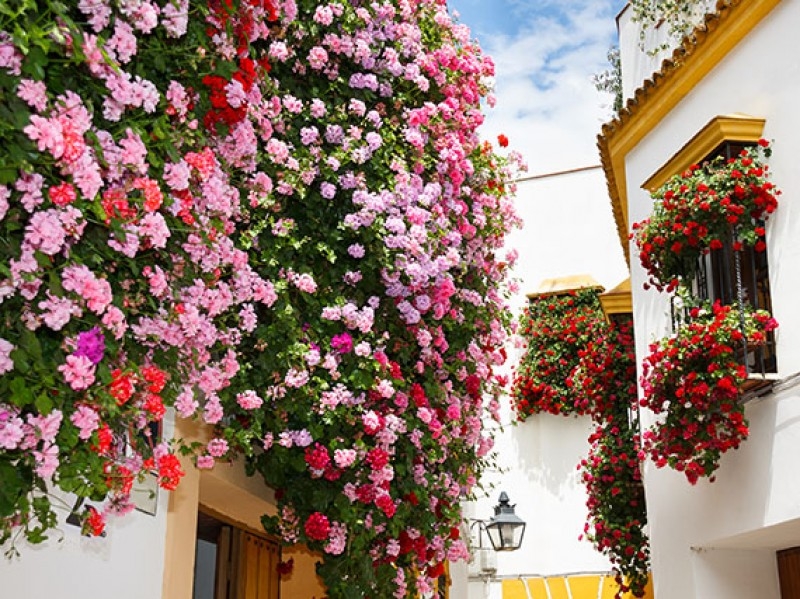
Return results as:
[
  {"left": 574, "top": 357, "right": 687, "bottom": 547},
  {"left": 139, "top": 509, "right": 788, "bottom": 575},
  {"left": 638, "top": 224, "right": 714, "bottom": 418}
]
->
[{"left": 447, "top": 0, "right": 627, "bottom": 174}]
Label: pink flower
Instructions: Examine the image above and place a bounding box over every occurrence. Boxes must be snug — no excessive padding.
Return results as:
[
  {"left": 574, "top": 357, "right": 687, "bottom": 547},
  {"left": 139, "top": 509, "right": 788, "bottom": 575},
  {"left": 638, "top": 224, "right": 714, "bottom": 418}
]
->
[
  {"left": 203, "top": 395, "right": 224, "bottom": 424},
  {"left": 58, "top": 354, "right": 96, "bottom": 391},
  {"left": 17, "top": 79, "right": 48, "bottom": 112},
  {"left": 39, "top": 293, "right": 81, "bottom": 331},
  {"left": 0, "top": 185, "right": 9, "bottom": 221},
  {"left": 70, "top": 405, "right": 100, "bottom": 440},
  {"left": 107, "top": 20, "right": 137, "bottom": 63},
  {"left": 139, "top": 212, "right": 170, "bottom": 248},
  {"left": 206, "top": 438, "right": 229, "bottom": 458},
  {"left": 0, "top": 34, "right": 22, "bottom": 75},
  {"left": 77, "top": 0, "right": 111, "bottom": 32},
  {"left": 175, "top": 387, "right": 199, "bottom": 418},
  {"left": 297, "top": 267, "right": 322, "bottom": 291},
  {"left": 33, "top": 443, "right": 59, "bottom": 478},
  {"left": 62, "top": 265, "right": 113, "bottom": 314},
  {"left": 24, "top": 209, "right": 66, "bottom": 255},
  {"left": 0, "top": 338, "right": 14, "bottom": 375},
  {"left": 24, "top": 115, "right": 65, "bottom": 159},
  {"left": 236, "top": 390, "right": 263, "bottom": 410},
  {"left": 197, "top": 455, "right": 215, "bottom": 469},
  {"left": 308, "top": 46, "right": 329, "bottom": 70},
  {"left": 324, "top": 521, "right": 347, "bottom": 555},
  {"left": 0, "top": 409, "right": 24, "bottom": 450},
  {"left": 333, "top": 448, "right": 357, "bottom": 468}
]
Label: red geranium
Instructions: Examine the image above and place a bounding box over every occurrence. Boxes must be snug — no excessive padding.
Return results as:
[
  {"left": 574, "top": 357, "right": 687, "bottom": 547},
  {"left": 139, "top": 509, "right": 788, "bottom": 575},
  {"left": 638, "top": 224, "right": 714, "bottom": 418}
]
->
[
  {"left": 640, "top": 301, "right": 777, "bottom": 483},
  {"left": 632, "top": 142, "right": 779, "bottom": 291},
  {"left": 304, "top": 512, "right": 331, "bottom": 541}
]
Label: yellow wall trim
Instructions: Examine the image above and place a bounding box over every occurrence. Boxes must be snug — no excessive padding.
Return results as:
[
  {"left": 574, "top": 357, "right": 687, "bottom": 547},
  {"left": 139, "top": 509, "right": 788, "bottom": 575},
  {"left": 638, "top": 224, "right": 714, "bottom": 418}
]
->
[
  {"left": 600, "top": 277, "right": 633, "bottom": 318},
  {"left": 526, "top": 274, "right": 603, "bottom": 300},
  {"left": 597, "top": 0, "right": 782, "bottom": 265},
  {"left": 642, "top": 114, "right": 766, "bottom": 191}
]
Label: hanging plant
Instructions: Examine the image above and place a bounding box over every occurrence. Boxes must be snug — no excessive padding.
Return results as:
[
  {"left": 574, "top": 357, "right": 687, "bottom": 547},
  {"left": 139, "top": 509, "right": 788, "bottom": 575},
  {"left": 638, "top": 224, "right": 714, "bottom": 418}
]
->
[
  {"left": 580, "top": 423, "right": 649, "bottom": 599},
  {"left": 630, "top": 0, "right": 709, "bottom": 55},
  {"left": 632, "top": 140, "right": 779, "bottom": 292},
  {"left": 640, "top": 301, "right": 777, "bottom": 484},
  {"left": 512, "top": 287, "right": 606, "bottom": 418},
  {"left": 575, "top": 315, "right": 650, "bottom": 598}
]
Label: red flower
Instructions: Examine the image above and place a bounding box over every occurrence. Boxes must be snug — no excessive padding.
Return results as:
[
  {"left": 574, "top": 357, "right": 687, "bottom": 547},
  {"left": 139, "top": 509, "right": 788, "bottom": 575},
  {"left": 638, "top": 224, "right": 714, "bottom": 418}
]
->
[
  {"left": 82, "top": 506, "right": 105, "bottom": 537},
  {"left": 366, "top": 447, "right": 389, "bottom": 470},
  {"left": 49, "top": 182, "right": 77, "bottom": 207},
  {"left": 143, "top": 393, "right": 166, "bottom": 420},
  {"left": 375, "top": 494, "right": 396, "bottom": 518},
  {"left": 304, "top": 512, "right": 330, "bottom": 541},
  {"left": 156, "top": 453, "right": 185, "bottom": 491},
  {"left": 141, "top": 365, "right": 168, "bottom": 393},
  {"left": 497, "top": 134, "right": 509, "bottom": 147},
  {"left": 109, "top": 369, "right": 134, "bottom": 405},
  {"left": 304, "top": 443, "right": 330, "bottom": 471}
]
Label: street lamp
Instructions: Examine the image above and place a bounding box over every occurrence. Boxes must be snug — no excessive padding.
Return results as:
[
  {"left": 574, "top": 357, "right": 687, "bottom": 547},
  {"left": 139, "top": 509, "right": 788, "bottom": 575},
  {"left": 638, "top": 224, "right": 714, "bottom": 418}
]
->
[{"left": 483, "top": 492, "right": 526, "bottom": 552}]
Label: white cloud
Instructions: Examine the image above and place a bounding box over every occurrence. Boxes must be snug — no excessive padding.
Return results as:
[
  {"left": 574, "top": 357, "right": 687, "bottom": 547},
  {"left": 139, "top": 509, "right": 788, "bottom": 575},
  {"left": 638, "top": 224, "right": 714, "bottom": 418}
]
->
[{"left": 472, "top": 1, "right": 620, "bottom": 173}]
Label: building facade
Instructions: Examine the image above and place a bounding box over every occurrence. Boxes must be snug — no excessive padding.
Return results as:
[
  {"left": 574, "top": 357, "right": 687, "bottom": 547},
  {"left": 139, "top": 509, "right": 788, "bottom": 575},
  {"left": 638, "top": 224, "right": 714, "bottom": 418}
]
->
[{"left": 600, "top": 1, "right": 800, "bottom": 597}]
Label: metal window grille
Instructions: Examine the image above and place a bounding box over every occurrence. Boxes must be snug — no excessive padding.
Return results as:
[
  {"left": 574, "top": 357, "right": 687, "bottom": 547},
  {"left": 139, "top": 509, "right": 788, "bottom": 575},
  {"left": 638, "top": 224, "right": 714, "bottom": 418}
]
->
[{"left": 669, "top": 142, "right": 777, "bottom": 376}]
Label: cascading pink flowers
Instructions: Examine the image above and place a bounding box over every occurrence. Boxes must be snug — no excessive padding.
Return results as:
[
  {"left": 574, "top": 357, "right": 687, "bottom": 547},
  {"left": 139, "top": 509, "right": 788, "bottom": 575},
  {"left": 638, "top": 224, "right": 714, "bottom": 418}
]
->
[{"left": 0, "top": 2, "right": 524, "bottom": 597}]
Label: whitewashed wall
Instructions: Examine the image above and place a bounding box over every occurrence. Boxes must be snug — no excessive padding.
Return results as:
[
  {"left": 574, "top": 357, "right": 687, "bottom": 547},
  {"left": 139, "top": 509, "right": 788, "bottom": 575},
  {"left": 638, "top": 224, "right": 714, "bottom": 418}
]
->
[
  {"left": 0, "top": 492, "right": 170, "bottom": 599},
  {"left": 622, "top": 1, "right": 800, "bottom": 597}
]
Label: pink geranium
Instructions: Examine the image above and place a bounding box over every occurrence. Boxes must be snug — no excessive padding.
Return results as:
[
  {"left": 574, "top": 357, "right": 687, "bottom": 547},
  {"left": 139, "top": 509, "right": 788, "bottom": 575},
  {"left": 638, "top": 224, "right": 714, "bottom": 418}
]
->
[{"left": 58, "top": 355, "right": 96, "bottom": 390}]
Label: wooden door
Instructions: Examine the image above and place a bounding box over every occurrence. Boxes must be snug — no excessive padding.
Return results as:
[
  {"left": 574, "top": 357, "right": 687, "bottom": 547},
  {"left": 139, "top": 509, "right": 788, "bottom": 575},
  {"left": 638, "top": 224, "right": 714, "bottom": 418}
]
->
[{"left": 778, "top": 547, "right": 800, "bottom": 598}]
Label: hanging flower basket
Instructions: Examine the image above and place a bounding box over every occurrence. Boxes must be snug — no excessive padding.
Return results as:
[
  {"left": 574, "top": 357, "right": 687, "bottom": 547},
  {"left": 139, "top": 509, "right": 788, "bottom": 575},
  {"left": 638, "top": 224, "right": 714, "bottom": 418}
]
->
[
  {"left": 512, "top": 288, "right": 606, "bottom": 417},
  {"left": 632, "top": 140, "right": 779, "bottom": 292},
  {"left": 640, "top": 301, "right": 778, "bottom": 484}
]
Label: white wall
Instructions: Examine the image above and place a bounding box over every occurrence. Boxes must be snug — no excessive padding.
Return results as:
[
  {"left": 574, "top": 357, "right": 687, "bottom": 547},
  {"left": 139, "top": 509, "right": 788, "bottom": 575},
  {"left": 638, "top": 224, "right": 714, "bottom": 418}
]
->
[
  {"left": 0, "top": 493, "right": 170, "bottom": 599},
  {"left": 623, "top": 2, "right": 800, "bottom": 597}
]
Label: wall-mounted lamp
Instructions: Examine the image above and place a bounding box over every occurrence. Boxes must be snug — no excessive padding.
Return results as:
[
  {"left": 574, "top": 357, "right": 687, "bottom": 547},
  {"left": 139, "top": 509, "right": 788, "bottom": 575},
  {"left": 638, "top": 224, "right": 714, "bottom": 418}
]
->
[
  {"left": 484, "top": 492, "right": 526, "bottom": 552},
  {"left": 470, "top": 491, "right": 526, "bottom": 553}
]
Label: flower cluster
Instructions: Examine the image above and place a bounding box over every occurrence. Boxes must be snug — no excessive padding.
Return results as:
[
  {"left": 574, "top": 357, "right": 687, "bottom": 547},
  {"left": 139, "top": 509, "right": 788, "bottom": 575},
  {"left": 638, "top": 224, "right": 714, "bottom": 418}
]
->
[
  {"left": 632, "top": 141, "right": 779, "bottom": 292},
  {"left": 512, "top": 288, "right": 607, "bottom": 417},
  {"left": 0, "top": 1, "right": 523, "bottom": 595},
  {"left": 640, "top": 301, "right": 778, "bottom": 484},
  {"left": 575, "top": 316, "right": 649, "bottom": 598},
  {"left": 580, "top": 425, "right": 649, "bottom": 598}
]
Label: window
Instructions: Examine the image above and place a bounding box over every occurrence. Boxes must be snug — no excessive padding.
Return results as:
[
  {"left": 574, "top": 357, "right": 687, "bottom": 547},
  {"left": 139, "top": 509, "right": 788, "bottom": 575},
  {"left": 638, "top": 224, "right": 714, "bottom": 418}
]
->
[
  {"left": 194, "top": 510, "right": 280, "bottom": 599},
  {"left": 642, "top": 115, "right": 777, "bottom": 380},
  {"left": 681, "top": 140, "right": 777, "bottom": 376}
]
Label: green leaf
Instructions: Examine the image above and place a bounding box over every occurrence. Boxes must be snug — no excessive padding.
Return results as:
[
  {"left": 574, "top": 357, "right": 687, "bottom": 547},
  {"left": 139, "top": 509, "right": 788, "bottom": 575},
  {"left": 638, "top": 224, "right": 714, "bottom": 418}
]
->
[
  {"left": 9, "top": 376, "right": 33, "bottom": 406},
  {"left": 34, "top": 392, "right": 53, "bottom": 415}
]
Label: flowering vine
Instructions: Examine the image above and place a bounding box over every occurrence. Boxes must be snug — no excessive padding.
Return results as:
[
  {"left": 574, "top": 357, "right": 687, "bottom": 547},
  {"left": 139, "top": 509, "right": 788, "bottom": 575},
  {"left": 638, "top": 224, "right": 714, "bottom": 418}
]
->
[
  {"left": 640, "top": 301, "right": 777, "bottom": 484},
  {"left": 513, "top": 286, "right": 649, "bottom": 596},
  {"left": 632, "top": 140, "right": 779, "bottom": 292},
  {"left": 575, "top": 316, "right": 649, "bottom": 598},
  {"left": 630, "top": 0, "right": 713, "bottom": 55},
  {"left": 0, "top": 1, "right": 524, "bottom": 596}
]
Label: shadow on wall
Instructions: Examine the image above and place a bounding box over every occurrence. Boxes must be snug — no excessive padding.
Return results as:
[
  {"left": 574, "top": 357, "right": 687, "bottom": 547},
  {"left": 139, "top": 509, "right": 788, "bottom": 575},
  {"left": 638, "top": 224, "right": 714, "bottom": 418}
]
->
[{"left": 511, "top": 413, "right": 596, "bottom": 501}]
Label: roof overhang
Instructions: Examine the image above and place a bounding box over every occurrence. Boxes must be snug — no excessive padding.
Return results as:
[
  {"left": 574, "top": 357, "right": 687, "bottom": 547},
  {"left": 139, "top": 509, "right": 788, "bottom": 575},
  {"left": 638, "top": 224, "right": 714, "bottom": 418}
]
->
[{"left": 597, "top": 0, "right": 782, "bottom": 266}]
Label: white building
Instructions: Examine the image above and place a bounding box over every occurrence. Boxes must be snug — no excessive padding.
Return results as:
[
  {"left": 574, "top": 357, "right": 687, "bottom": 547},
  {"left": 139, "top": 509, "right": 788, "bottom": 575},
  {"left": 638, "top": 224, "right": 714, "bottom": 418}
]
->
[{"left": 601, "top": 0, "right": 800, "bottom": 597}]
